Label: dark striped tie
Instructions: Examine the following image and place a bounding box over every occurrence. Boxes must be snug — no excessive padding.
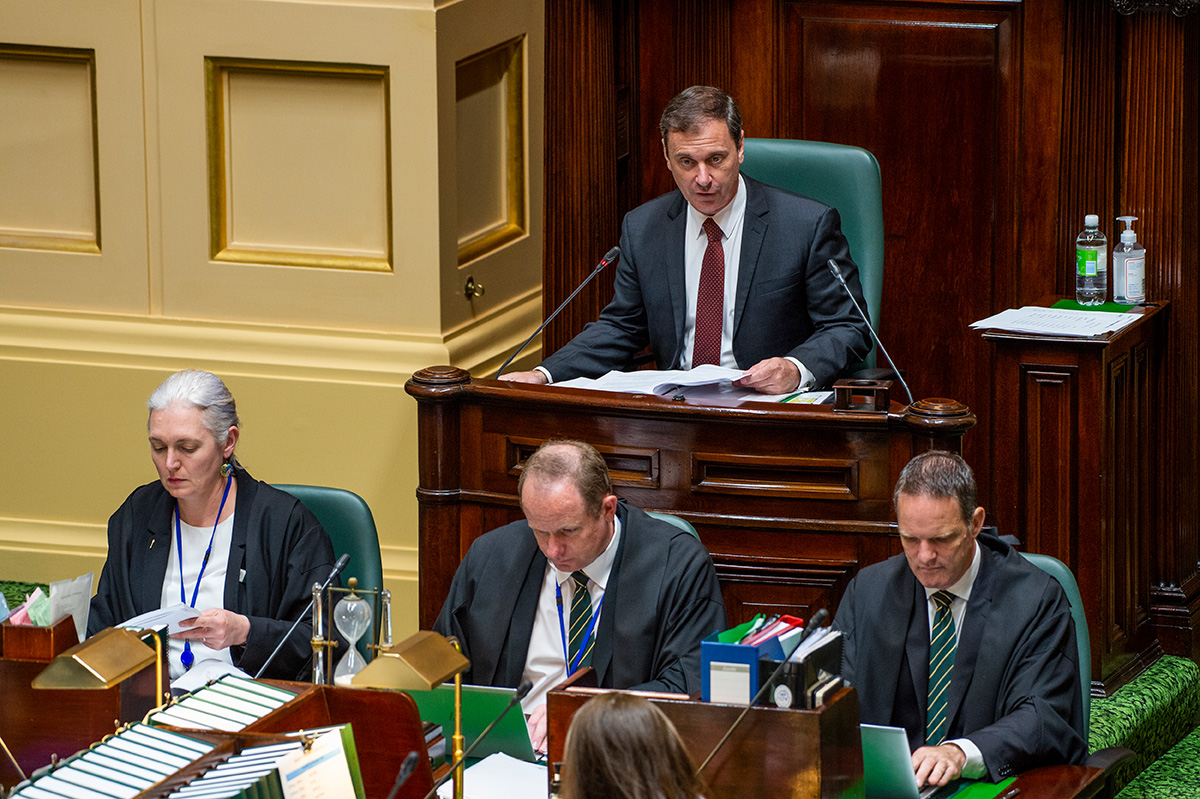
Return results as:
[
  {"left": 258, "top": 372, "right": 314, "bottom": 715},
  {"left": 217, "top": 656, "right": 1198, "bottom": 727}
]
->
[
  {"left": 568, "top": 571, "right": 594, "bottom": 670},
  {"left": 926, "top": 590, "right": 957, "bottom": 745}
]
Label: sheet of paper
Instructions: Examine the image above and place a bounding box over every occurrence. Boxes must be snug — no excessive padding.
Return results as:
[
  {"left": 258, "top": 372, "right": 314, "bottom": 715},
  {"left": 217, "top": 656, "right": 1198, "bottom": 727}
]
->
[
  {"left": 169, "top": 659, "right": 253, "bottom": 694},
  {"left": 970, "top": 306, "right": 1140, "bottom": 337},
  {"left": 555, "top": 365, "right": 748, "bottom": 395},
  {"left": 119, "top": 602, "right": 199, "bottom": 634},
  {"left": 50, "top": 572, "right": 94, "bottom": 642},
  {"left": 278, "top": 729, "right": 357, "bottom": 799},
  {"left": 436, "top": 753, "right": 548, "bottom": 799}
]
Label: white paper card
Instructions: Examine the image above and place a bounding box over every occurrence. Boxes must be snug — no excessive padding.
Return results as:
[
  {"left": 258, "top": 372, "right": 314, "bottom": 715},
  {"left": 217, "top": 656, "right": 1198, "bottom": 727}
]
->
[
  {"left": 49, "top": 572, "right": 94, "bottom": 642},
  {"left": 278, "top": 731, "right": 356, "bottom": 799}
]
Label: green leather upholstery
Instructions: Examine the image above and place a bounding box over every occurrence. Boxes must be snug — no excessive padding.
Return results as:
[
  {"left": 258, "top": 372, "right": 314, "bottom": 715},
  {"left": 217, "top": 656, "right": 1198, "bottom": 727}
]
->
[
  {"left": 741, "top": 138, "right": 884, "bottom": 369},
  {"left": 275, "top": 484, "right": 384, "bottom": 596},
  {"left": 645, "top": 511, "right": 700, "bottom": 540},
  {"left": 1021, "top": 552, "right": 1091, "bottom": 734}
]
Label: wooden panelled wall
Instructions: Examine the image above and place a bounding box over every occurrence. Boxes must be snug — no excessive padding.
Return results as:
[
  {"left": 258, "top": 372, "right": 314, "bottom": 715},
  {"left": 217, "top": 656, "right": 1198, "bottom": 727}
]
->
[{"left": 543, "top": 1, "right": 1199, "bottom": 662}]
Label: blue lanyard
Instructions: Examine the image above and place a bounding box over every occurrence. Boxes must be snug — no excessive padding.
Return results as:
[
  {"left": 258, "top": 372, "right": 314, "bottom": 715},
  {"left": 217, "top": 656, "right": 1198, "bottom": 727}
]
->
[
  {"left": 175, "top": 474, "right": 233, "bottom": 670},
  {"left": 556, "top": 577, "right": 604, "bottom": 675}
]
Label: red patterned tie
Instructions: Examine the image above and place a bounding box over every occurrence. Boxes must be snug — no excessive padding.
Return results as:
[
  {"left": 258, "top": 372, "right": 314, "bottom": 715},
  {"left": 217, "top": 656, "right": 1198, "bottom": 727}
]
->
[{"left": 693, "top": 217, "right": 725, "bottom": 366}]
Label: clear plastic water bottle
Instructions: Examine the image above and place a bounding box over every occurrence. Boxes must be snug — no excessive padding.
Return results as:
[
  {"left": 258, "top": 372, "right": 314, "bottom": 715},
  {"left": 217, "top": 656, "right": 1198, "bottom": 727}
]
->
[{"left": 1075, "top": 214, "right": 1107, "bottom": 305}]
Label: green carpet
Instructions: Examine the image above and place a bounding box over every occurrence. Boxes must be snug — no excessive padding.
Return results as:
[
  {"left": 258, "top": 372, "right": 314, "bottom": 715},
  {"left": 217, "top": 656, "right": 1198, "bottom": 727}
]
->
[{"left": 0, "top": 580, "right": 47, "bottom": 613}]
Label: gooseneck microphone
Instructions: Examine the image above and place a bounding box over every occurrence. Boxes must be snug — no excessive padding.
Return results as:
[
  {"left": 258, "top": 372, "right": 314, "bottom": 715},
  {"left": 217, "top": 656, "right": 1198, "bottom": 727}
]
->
[
  {"left": 495, "top": 247, "right": 621, "bottom": 379},
  {"left": 826, "top": 259, "right": 915, "bottom": 407},
  {"left": 421, "top": 681, "right": 534, "bottom": 799},
  {"left": 696, "top": 609, "right": 830, "bottom": 777},
  {"left": 254, "top": 553, "right": 350, "bottom": 679},
  {"left": 385, "top": 751, "right": 421, "bottom": 799}
]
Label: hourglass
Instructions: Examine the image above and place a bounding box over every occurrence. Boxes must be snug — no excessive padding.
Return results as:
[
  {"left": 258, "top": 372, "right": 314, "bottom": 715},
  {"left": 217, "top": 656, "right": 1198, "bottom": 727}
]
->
[{"left": 333, "top": 577, "right": 373, "bottom": 686}]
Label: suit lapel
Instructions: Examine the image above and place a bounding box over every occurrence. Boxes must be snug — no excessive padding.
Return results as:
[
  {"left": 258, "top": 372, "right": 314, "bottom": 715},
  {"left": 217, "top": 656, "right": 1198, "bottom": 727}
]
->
[
  {"left": 906, "top": 577, "right": 931, "bottom": 735},
  {"left": 223, "top": 471, "right": 251, "bottom": 611},
  {"left": 733, "top": 177, "right": 768, "bottom": 340},
  {"left": 663, "top": 195, "right": 689, "bottom": 366},
  {"left": 947, "top": 546, "right": 991, "bottom": 733},
  {"left": 588, "top": 505, "right": 628, "bottom": 686},
  {"left": 139, "top": 490, "right": 174, "bottom": 613}
]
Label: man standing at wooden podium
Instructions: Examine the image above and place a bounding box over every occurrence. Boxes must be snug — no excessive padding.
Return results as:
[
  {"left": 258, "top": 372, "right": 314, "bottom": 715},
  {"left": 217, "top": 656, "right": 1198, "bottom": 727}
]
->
[
  {"left": 434, "top": 440, "right": 727, "bottom": 752},
  {"left": 835, "top": 451, "right": 1087, "bottom": 787},
  {"left": 500, "top": 85, "right": 872, "bottom": 395}
]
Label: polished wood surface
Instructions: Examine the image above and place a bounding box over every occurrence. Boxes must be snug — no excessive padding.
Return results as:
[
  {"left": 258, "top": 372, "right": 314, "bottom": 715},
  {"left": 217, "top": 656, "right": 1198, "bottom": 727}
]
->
[
  {"left": 984, "top": 302, "right": 1169, "bottom": 694},
  {"left": 547, "top": 684, "right": 864, "bottom": 799},
  {"left": 1011, "top": 765, "right": 1105, "bottom": 799},
  {"left": 407, "top": 366, "right": 973, "bottom": 630},
  {"left": 0, "top": 617, "right": 166, "bottom": 792},
  {"left": 541, "top": 1, "right": 1200, "bottom": 666}
]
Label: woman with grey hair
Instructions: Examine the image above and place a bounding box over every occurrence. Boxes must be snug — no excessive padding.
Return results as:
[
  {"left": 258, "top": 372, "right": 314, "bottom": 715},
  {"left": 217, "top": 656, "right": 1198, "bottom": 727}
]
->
[{"left": 88, "top": 369, "right": 339, "bottom": 681}]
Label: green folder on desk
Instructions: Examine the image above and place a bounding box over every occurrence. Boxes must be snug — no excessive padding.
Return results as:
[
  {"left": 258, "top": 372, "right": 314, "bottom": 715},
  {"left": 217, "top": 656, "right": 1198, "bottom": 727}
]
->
[{"left": 406, "top": 684, "right": 538, "bottom": 765}]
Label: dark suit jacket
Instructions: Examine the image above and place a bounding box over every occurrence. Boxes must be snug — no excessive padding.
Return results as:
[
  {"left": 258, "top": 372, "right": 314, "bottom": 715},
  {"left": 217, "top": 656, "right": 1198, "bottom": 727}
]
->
[
  {"left": 88, "top": 469, "right": 339, "bottom": 680},
  {"left": 540, "top": 175, "right": 873, "bottom": 387},
  {"left": 433, "top": 502, "right": 727, "bottom": 694},
  {"left": 834, "top": 533, "right": 1087, "bottom": 780}
]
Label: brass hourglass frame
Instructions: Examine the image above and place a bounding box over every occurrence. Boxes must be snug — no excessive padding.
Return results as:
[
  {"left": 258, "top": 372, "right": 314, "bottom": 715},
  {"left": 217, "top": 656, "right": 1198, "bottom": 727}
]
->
[{"left": 311, "top": 577, "right": 393, "bottom": 685}]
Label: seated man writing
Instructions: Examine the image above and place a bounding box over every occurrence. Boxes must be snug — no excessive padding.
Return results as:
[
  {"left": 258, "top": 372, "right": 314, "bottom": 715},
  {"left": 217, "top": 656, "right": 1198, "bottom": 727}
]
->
[
  {"left": 501, "top": 85, "right": 872, "bottom": 395},
  {"left": 434, "top": 440, "right": 727, "bottom": 752},
  {"left": 834, "top": 451, "right": 1087, "bottom": 787}
]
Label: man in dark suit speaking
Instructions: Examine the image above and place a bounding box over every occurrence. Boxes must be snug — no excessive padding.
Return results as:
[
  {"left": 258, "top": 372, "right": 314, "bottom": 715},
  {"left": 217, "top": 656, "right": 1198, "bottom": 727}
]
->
[
  {"left": 434, "top": 440, "right": 727, "bottom": 753},
  {"left": 501, "top": 85, "right": 872, "bottom": 395},
  {"left": 834, "top": 451, "right": 1087, "bottom": 788}
]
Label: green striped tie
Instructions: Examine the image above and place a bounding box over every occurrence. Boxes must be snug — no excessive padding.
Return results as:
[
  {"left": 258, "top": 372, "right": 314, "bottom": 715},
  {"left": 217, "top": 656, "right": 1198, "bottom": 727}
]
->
[
  {"left": 568, "top": 571, "right": 594, "bottom": 670},
  {"left": 926, "top": 590, "right": 957, "bottom": 746}
]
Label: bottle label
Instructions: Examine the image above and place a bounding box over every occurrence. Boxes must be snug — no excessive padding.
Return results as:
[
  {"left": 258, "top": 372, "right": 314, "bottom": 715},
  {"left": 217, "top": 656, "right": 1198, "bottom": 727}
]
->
[
  {"left": 1125, "top": 257, "right": 1146, "bottom": 300},
  {"left": 1076, "top": 249, "right": 1097, "bottom": 277}
]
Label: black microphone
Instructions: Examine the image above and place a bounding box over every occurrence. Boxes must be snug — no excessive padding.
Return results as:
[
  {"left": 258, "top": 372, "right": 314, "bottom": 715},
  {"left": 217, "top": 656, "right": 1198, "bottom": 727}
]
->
[
  {"left": 385, "top": 751, "right": 421, "bottom": 799},
  {"left": 421, "top": 681, "right": 533, "bottom": 799},
  {"left": 495, "top": 247, "right": 620, "bottom": 379},
  {"left": 826, "top": 259, "right": 915, "bottom": 407},
  {"left": 254, "top": 553, "right": 350, "bottom": 679},
  {"left": 696, "top": 609, "right": 830, "bottom": 777}
]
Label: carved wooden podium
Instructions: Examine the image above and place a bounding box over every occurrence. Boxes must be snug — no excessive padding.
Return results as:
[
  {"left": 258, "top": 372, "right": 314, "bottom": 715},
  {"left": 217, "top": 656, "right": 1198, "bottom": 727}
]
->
[
  {"left": 546, "top": 683, "right": 865, "bottom": 799},
  {"left": 406, "top": 367, "right": 975, "bottom": 629}
]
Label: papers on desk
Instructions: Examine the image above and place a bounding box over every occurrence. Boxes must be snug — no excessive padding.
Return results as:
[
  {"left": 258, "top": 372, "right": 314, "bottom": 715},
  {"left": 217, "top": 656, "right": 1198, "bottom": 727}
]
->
[
  {"left": 970, "top": 306, "right": 1140, "bottom": 337},
  {"left": 49, "top": 572, "right": 93, "bottom": 643},
  {"left": 554, "top": 364, "right": 833, "bottom": 405},
  {"left": 119, "top": 602, "right": 199, "bottom": 634},
  {"left": 436, "top": 753, "right": 548, "bottom": 799}
]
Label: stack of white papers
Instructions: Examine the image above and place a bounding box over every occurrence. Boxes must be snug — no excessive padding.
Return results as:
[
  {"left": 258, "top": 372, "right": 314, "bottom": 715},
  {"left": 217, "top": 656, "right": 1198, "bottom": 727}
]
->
[
  {"left": 553, "top": 365, "right": 832, "bottom": 406},
  {"left": 436, "top": 753, "right": 548, "bottom": 799},
  {"left": 970, "top": 306, "right": 1140, "bottom": 337}
]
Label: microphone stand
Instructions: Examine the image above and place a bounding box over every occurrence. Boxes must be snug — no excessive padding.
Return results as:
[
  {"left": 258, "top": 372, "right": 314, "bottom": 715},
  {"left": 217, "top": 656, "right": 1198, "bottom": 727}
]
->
[
  {"left": 695, "top": 609, "right": 829, "bottom": 776},
  {"left": 495, "top": 247, "right": 620, "bottom": 379},
  {"left": 827, "top": 259, "right": 915, "bottom": 407},
  {"left": 421, "top": 681, "right": 533, "bottom": 799},
  {"left": 253, "top": 553, "right": 350, "bottom": 679},
  {"left": 385, "top": 751, "right": 421, "bottom": 799}
]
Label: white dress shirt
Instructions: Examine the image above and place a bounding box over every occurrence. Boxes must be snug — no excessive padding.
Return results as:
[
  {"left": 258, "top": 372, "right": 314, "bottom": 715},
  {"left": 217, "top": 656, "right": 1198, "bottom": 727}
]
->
[
  {"left": 521, "top": 518, "right": 622, "bottom": 712},
  {"left": 923, "top": 541, "right": 986, "bottom": 778},
  {"left": 161, "top": 513, "right": 236, "bottom": 678}
]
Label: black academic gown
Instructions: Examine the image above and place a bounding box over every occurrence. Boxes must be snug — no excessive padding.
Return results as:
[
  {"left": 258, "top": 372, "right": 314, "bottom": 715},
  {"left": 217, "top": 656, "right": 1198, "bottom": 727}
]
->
[
  {"left": 834, "top": 532, "right": 1087, "bottom": 780},
  {"left": 433, "top": 502, "right": 727, "bottom": 694},
  {"left": 88, "top": 469, "right": 338, "bottom": 680}
]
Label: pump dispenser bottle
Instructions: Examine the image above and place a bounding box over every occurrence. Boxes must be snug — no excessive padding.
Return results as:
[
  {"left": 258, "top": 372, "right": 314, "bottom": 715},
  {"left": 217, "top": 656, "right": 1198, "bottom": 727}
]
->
[
  {"left": 1112, "top": 216, "right": 1146, "bottom": 305},
  {"left": 1075, "top": 215, "right": 1107, "bottom": 305}
]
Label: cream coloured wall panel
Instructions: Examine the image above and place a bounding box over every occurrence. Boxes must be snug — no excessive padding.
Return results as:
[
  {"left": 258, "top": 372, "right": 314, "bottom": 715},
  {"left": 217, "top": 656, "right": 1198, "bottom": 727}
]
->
[
  {"left": 0, "top": 48, "right": 98, "bottom": 252},
  {"left": 0, "top": 0, "right": 148, "bottom": 312},
  {"left": 152, "top": 0, "right": 441, "bottom": 332}
]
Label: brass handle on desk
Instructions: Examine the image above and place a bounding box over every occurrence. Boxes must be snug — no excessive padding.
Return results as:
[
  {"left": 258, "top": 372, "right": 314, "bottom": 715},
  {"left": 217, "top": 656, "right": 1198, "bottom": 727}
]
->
[{"left": 464, "top": 276, "right": 485, "bottom": 299}]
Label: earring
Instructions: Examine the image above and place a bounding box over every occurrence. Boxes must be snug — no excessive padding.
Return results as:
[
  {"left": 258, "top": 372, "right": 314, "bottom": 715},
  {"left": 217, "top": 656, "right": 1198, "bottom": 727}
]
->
[{"left": 220, "top": 462, "right": 234, "bottom": 478}]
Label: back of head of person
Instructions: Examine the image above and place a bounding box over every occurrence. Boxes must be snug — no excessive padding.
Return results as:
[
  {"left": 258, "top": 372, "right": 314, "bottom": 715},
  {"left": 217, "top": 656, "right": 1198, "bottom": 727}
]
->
[{"left": 560, "top": 693, "right": 705, "bottom": 799}]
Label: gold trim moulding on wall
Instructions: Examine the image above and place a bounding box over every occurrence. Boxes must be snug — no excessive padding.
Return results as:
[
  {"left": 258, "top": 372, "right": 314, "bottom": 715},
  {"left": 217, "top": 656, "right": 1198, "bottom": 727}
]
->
[
  {"left": 0, "top": 44, "right": 101, "bottom": 254},
  {"left": 205, "top": 57, "right": 394, "bottom": 273},
  {"left": 456, "top": 36, "right": 526, "bottom": 267}
]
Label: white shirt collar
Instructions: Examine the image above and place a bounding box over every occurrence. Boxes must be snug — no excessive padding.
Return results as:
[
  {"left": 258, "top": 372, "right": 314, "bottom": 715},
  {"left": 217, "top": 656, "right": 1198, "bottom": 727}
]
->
[
  {"left": 554, "top": 516, "right": 622, "bottom": 591},
  {"left": 685, "top": 174, "right": 747, "bottom": 242},
  {"left": 924, "top": 540, "right": 981, "bottom": 603}
]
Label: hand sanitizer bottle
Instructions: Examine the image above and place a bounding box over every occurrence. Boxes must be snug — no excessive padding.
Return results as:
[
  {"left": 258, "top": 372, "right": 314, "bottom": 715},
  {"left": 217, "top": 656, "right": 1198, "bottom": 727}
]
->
[
  {"left": 1112, "top": 216, "right": 1146, "bottom": 305},
  {"left": 1075, "top": 215, "right": 1107, "bottom": 305}
]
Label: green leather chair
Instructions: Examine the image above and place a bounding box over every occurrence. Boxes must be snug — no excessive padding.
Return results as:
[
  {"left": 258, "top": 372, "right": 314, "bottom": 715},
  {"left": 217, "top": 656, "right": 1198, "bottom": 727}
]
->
[
  {"left": 646, "top": 510, "right": 701, "bottom": 540},
  {"left": 741, "top": 138, "right": 884, "bottom": 369},
  {"left": 276, "top": 484, "right": 384, "bottom": 659}
]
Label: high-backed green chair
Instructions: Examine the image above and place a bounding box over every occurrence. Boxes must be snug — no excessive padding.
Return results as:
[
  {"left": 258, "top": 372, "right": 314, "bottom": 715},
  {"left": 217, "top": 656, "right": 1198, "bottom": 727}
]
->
[
  {"left": 741, "top": 138, "right": 884, "bottom": 369},
  {"left": 276, "top": 484, "right": 384, "bottom": 659},
  {"left": 1022, "top": 552, "right": 1132, "bottom": 793},
  {"left": 646, "top": 510, "right": 700, "bottom": 540}
]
